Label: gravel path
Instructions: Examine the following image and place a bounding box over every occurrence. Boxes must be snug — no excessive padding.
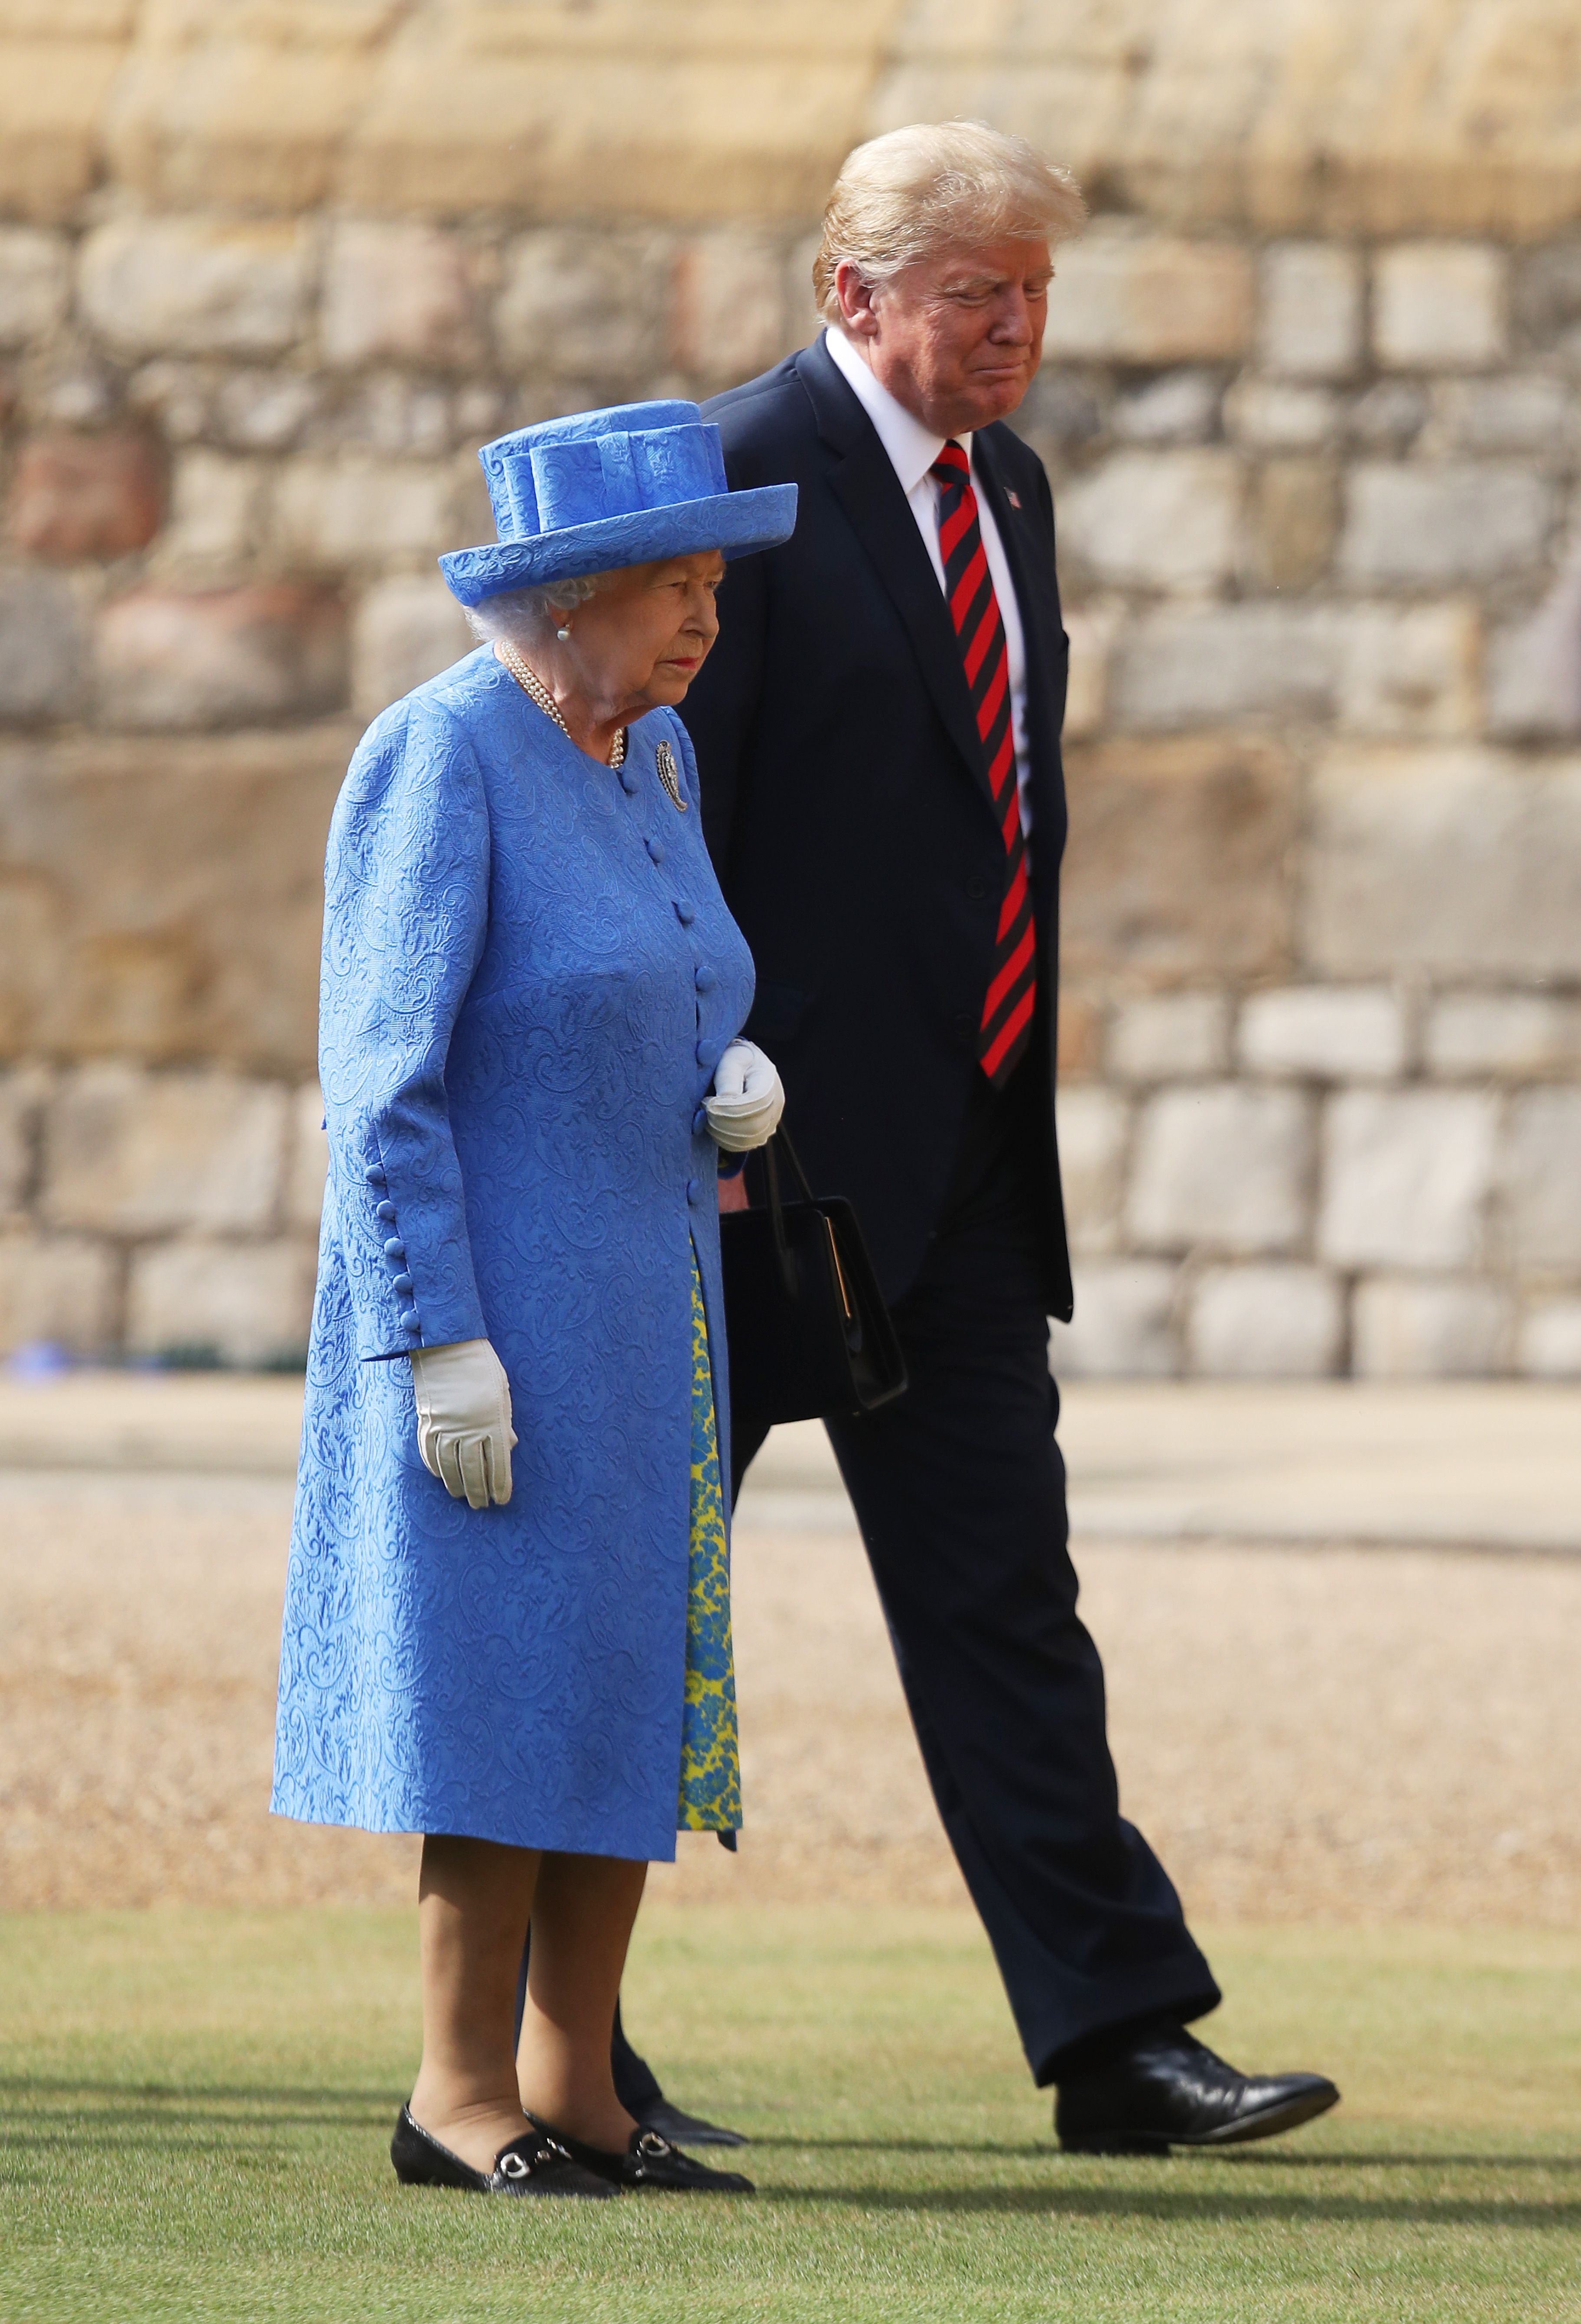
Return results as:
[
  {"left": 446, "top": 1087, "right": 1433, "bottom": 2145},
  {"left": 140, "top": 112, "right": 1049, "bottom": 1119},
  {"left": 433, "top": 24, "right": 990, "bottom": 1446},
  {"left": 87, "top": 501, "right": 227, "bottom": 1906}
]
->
[{"left": 3, "top": 1464, "right": 1577, "bottom": 1926}]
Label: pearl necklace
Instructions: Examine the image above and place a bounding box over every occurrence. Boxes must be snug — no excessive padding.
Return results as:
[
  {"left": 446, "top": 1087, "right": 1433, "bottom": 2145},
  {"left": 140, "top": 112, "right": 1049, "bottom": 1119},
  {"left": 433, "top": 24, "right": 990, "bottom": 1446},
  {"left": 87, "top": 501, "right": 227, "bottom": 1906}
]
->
[{"left": 494, "top": 640, "right": 627, "bottom": 768}]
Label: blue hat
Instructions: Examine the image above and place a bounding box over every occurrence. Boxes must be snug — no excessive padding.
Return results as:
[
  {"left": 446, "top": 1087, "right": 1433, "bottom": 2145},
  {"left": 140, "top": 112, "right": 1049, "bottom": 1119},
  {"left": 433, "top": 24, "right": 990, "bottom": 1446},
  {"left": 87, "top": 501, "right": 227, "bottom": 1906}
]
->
[{"left": 439, "top": 400, "right": 797, "bottom": 607}]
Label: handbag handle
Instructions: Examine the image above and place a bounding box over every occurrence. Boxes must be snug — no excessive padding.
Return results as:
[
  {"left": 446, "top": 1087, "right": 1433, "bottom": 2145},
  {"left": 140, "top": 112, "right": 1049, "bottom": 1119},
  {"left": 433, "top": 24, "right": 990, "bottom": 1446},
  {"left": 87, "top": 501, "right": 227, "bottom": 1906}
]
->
[{"left": 750, "top": 1126, "right": 815, "bottom": 1299}]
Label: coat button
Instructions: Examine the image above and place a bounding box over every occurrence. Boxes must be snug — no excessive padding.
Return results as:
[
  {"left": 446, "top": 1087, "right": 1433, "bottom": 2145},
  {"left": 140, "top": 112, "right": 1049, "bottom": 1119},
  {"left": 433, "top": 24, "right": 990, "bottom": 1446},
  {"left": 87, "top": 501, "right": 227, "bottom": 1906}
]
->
[
  {"left": 646, "top": 837, "right": 665, "bottom": 864},
  {"left": 401, "top": 1313, "right": 421, "bottom": 1333},
  {"left": 620, "top": 769, "right": 638, "bottom": 795},
  {"left": 951, "top": 1011, "right": 973, "bottom": 1041},
  {"left": 674, "top": 899, "right": 695, "bottom": 925},
  {"left": 364, "top": 1165, "right": 387, "bottom": 1187},
  {"left": 693, "top": 1106, "right": 709, "bottom": 1135},
  {"left": 694, "top": 965, "right": 716, "bottom": 992},
  {"left": 392, "top": 1274, "right": 414, "bottom": 1295},
  {"left": 966, "top": 875, "right": 988, "bottom": 901},
  {"left": 376, "top": 1201, "right": 397, "bottom": 1223},
  {"left": 696, "top": 1037, "right": 720, "bottom": 1068},
  {"left": 384, "top": 1238, "right": 406, "bottom": 1259},
  {"left": 687, "top": 1178, "right": 702, "bottom": 1204}
]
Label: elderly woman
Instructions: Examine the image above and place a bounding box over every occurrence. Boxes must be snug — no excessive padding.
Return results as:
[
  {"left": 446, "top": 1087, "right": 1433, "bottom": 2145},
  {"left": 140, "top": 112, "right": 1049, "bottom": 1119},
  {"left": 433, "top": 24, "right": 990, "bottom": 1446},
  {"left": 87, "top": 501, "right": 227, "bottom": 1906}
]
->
[{"left": 271, "top": 401, "right": 795, "bottom": 2199}]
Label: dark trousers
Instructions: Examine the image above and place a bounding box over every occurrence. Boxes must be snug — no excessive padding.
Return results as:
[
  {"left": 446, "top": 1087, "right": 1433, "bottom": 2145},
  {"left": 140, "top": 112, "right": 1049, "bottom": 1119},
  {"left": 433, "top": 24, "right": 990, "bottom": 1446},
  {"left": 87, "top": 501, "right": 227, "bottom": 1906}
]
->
[{"left": 730, "top": 1062, "right": 1219, "bottom": 2083}]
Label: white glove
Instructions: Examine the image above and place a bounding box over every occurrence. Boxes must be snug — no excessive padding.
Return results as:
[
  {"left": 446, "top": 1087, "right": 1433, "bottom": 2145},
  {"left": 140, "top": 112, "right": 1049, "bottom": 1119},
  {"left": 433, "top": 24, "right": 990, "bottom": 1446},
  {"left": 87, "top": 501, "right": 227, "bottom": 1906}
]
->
[
  {"left": 410, "top": 1339, "right": 516, "bottom": 1509},
  {"left": 705, "top": 1038, "right": 785, "bottom": 1153}
]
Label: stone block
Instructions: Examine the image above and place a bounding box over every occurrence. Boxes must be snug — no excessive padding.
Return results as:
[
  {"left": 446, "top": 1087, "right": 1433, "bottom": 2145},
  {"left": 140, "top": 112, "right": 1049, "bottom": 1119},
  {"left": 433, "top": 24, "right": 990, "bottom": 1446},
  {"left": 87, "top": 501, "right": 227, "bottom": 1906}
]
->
[
  {"left": 284, "top": 1082, "right": 327, "bottom": 1233},
  {"left": 1058, "top": 451, "right": 1241, "bottom": 592},
  {"left": 1187, "top": 1264, "right": 1344, "bottom": 1377},
  {"left": 1352, "top": 1276, "right": 1510, "bottom": 1377},
  {"left": 1128, "top": 1084, "right": 1311, "bottom": 1257},
  {"left": 1514, "top": 239, "right": 1581, "bottom": 360},
  {"left": 1223, "top": 379, "right": 1338, "bottom": 450},
  {"left": 96, "top": 583, "right": 347, "bottom": 729},
  {"left": 351, "top": 574, "right": 473, "bottom": 721},
  {"left": 495, "top": 230, "right": 664, "bottom": 380},
  {"left": 1062, "top": 734, "right": 1297, "bottom": 984},
  {"left": 1246, "top": 457, "right": 1338, "bottom": 592},
  {"left": 1256, "top": 243, "right": 1363, "bottom": 380},
  {"left": 272, "top": 456, "right": 456, "bottom": 568},
  {"left": 78, "top": 216, "right": 312, "bottom": 357},
  {"left": 1518, "top": 1300, "right": 1581, "bottom": 1379},
  {"left": 1426, "top": 993, "right": 1581, "bottom": 1079},
  {"left": 1373, "top": 243, "right": 1507, "bottom": 370},
  {"left": 669, "top": 230, "right": 789, "bottom": 386},
  {"left": 1045, "top": 229, "right": 1252, "bottom": 365},
  {"left": 0, "top": 1231, "right": 116, "bottom": 1358},
  {"left": 1109, "top": 605, "right": 1339, "bottom": 730},
  {"left": 333, "top": 376, "right": 455, "bottom": 460},
  {"left": 1498, "top": 1090, "right": 1581, "bottom": 1272},
  {"left": 42, "top": 1067, "right": 287, "bottom": 1236},
  {"left": 213, "top": 367, "right": 322, "bottom": 451},
  {"left": 1485, "top": 558, "right": 1581, "bottom": 741},
  {"left": 0, "top": 726, "right": 349, "bottom": 1072},
  {"left": 0, "top": 1066, "right": 48, "bottom": 1214},
  {"left": 1305, "top": 745, "right": 1581, "bottom": 981},
  {"left": 1052, "top": 1084, "right": 1129, "bottom": 1256},
  {"left": 1339, "top": 464, "right": 1554, "bottom": 588},
  {"left": 1110, "top": 371, "right": 1220, "bottom": 446},
  {"left": 1054, "top": 1263, "right": 1178, "bottom": 1379},
  {"left": 0, "top": 565, "right": 85, "bottom": 723},
  {"left": 321, "top": 220, "right": 483, "bottom": 371},
  {"left": 1060, "top": 604, "right": 1118, "bottom": 741},
  {"left": 154, "top": 449, "right": 269, "bottom": 572},
  {"left": 1108, "top": 992, "right": 1230, "bottom": 1082},
  {"left": 1347, "top": 380, "right": 1427, "bottom": 451},
  {"left": 1426, "top": 374, "right": 1574, "bottom": 457},
  {"left": 1015, "top": 371, "right": 1102, "bottom": 461},
  {"left": 1319, "top": 1089, "right": 1496, "bottom": 1269},
  {"left": 0, "top": 226, "right": 69, "bottom": 346},
  {"left": 1055, "top": 990, "right": 1103, "bottom": 1081},
  {"left": 1239, "top": 987, "right": 1406, "bottom": 1080},
  {"left": 1335, "top": 603, "right": 1480, "bottom": 738},
  {"left": 127, "top": 1237, "right": 316, "bottom": 1367},
  {"left": 7, "top": 429, "right": 165, "bottom": 564}
]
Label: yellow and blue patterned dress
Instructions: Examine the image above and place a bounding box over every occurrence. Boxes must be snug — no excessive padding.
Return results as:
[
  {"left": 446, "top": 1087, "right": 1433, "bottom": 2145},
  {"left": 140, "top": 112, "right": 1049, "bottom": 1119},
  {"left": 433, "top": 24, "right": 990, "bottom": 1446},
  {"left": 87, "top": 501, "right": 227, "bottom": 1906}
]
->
[{"left": 677, "top": 1255, "right": 742, "bottom": 1838}]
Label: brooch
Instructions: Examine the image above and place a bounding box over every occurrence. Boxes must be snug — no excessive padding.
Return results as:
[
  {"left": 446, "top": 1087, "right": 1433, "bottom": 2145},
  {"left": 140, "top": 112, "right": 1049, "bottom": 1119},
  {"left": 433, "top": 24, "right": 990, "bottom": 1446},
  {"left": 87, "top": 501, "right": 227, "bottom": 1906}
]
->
[{"left": 655, "top": 739, "right": 687, "bottom": 811}]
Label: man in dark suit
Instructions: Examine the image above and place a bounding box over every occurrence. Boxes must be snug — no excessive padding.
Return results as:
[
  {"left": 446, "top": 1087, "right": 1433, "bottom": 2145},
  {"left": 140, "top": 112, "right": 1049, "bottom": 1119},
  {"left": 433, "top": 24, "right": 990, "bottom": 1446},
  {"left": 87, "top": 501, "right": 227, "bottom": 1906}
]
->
[{"left": 648, "top": 120, "right": 1337, "bottom": 2152}]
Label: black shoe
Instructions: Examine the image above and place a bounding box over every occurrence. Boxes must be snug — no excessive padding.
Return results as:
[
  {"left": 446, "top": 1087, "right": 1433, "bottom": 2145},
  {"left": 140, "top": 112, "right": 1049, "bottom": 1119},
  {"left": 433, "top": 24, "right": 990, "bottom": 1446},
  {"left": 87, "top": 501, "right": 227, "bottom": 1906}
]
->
[
  {"left": 526, "top": 2112, "right": 755, "bottom": 2194},
  {"left": 390, "top": 2105, "right": 615, "bottom": 2197},
  {"left": 634, "top": 2098, "right": 750, "bottom": 2149},
  {"left": 1055, "top": 2025, "right": 1340, "bottom": 2154}
]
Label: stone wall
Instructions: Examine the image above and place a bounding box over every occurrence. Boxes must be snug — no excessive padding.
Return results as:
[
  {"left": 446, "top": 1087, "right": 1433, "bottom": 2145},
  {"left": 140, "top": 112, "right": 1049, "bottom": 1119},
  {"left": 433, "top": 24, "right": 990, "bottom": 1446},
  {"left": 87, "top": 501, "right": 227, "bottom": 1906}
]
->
[{"left": 2, "top": 2, "right": 1580, "bottom": 1373}]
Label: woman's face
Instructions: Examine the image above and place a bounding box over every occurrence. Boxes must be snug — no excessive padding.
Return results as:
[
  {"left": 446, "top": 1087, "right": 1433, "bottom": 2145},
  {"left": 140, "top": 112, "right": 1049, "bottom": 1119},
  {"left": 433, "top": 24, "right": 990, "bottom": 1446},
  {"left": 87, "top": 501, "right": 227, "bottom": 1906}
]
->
[{"left": 560, "top": 549, "right": 725, "bottom": 715}]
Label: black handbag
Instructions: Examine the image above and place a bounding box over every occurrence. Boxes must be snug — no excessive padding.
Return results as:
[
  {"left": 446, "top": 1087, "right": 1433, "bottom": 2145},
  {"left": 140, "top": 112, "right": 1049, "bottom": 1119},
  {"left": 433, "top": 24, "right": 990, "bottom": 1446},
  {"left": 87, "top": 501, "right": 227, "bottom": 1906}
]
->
[{"left": 718, "top": 1127, "right": 908, "bottom": 1425}]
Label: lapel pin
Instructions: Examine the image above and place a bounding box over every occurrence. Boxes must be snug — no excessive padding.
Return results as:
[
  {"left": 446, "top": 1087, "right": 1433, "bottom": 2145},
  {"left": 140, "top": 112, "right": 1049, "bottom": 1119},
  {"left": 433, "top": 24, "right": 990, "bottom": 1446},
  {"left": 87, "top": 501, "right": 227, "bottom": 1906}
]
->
[
  {"left": 1006, "top": 489, "right": 1022, "bottom": 509},
  {"left": 655, "top": 739, "right": 687, "bottom": 811}
]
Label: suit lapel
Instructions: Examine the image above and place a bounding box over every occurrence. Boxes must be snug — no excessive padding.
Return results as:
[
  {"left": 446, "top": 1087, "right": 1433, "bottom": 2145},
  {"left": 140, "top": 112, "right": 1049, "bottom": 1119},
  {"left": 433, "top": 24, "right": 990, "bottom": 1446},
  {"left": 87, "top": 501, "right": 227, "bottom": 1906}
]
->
[
  {"left": 972, "top": 427, "right": 1069, "bottom": 902},
  {"left": 797, "top": 341, "right": 989, "bottom": 793}
]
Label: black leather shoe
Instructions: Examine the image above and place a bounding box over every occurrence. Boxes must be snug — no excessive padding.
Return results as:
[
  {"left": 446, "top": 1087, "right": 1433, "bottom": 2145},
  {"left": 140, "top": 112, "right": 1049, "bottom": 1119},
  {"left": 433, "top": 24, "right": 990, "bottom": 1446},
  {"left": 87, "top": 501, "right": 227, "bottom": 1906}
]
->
[
  {"left": 390, "top": 2106, "right": 615, "bottom": 2196},
  {"left": 1055, "top": 2025, "right": 1340, "bottom": 2154},
  {"left": 526, "top": 2113, "right": 755, "bottom": 2194},
  {"left": 634, "top": 2098, "right": 749, "bottom": 2149}
]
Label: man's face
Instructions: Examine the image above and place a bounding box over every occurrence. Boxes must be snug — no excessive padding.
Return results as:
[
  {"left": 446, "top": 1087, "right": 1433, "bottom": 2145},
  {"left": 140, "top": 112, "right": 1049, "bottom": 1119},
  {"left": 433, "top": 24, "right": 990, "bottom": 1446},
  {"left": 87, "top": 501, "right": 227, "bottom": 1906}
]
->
[{"left": 836, "top": 237, "right": 1052, "bottom": 436}]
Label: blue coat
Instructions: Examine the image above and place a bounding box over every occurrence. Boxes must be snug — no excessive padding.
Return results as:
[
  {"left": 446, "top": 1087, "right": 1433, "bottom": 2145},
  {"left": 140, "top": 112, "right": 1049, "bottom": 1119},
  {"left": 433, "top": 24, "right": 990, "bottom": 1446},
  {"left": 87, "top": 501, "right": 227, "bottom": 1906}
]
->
[{"left": 271, "top": 648, "right": 754, "bottom": 1862}]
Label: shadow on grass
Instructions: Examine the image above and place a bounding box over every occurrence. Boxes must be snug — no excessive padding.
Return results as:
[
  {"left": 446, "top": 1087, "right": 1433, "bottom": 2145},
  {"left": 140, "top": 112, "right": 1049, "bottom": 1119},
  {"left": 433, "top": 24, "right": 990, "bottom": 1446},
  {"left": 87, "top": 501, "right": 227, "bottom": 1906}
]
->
[{"left": 758, "top": 2185, "right": 1581, "bottom": 2226}]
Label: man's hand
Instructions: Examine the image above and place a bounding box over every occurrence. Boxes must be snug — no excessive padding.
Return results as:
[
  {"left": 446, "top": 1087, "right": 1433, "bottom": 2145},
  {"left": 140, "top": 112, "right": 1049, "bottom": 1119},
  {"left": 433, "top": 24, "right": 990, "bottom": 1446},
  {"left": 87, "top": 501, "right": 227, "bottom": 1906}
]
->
[
  {"left": 705, "top": 1039, "right": 784, "bottom": 1152},
  {"left": 410, "top": 1339, "right": 517, "bottom": 1509}
]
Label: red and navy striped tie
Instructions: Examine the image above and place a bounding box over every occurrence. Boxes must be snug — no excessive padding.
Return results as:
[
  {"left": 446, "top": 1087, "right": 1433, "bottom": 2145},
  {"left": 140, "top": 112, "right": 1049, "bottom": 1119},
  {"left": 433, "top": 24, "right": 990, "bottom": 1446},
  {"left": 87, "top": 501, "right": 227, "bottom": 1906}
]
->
[{"left": 932, "top": 439, "right": 1036, "bottom": 1086}]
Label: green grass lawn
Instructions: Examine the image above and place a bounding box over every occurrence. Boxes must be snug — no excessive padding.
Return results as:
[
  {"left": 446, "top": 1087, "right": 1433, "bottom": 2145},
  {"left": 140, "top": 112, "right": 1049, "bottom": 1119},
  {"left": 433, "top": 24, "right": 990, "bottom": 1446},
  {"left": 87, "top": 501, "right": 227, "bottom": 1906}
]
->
[{"left": 2, "top": 1905, "right": 1578, "bottom": 2322}]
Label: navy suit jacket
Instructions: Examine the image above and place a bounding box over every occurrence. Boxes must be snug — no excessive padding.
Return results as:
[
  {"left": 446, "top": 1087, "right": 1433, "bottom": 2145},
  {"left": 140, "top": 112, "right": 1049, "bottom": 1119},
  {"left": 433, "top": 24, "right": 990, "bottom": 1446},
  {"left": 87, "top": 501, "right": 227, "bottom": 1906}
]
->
[{"left": 683, "top": 335, "right": 1074, "bottom": 1317}]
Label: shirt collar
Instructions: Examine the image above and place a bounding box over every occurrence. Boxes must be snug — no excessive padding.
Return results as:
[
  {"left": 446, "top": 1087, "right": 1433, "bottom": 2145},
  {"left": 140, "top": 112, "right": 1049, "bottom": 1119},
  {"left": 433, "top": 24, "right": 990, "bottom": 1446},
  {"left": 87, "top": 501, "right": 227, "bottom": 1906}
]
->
[{"left": 822, "top": 326, "right": 971, "bottom": 495}]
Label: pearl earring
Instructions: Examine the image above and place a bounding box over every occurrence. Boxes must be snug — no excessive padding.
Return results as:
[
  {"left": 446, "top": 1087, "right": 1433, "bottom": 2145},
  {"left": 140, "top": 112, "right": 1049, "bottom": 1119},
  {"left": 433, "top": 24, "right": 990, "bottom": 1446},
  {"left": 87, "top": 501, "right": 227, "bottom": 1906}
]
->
[{"left": 556, "top": 623, "right": 572, "bottom": 640}]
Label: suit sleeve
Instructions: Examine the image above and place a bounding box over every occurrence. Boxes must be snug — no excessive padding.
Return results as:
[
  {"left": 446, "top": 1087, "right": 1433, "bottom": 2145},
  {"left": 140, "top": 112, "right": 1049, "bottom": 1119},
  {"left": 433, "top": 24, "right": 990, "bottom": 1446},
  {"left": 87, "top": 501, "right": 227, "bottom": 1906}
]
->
[
  {"left": 680, "top": 513, "right": 769, "bottom": 878},
  {"left": 318, "top": 696, "right": 492, "bottom": 1362}
]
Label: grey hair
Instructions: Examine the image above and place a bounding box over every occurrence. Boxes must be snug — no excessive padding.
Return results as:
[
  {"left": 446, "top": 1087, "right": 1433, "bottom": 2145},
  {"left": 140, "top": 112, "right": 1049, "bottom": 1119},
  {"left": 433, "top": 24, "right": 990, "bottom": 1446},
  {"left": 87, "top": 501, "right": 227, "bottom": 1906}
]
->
[
  {"left": 814, "top": 120, "right": 1085, "bottom": 325},
  {"left": 463, "top": 569, "right": 613, "bottom": 643}
]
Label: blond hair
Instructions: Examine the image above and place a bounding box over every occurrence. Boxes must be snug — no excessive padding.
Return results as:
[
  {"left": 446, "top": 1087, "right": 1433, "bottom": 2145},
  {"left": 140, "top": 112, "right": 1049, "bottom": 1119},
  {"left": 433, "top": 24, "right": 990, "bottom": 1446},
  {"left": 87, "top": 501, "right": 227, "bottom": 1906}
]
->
[{"left": 813, "top": 120, "right": 1085, "bottom": 324}]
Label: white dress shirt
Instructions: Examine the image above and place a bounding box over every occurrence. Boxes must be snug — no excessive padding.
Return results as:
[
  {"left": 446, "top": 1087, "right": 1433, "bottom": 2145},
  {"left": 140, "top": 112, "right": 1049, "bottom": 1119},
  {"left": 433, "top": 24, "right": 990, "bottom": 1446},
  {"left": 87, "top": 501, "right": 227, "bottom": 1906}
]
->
[{"left": 823, "top": 324, "right": 1031, "bottom": 838}]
